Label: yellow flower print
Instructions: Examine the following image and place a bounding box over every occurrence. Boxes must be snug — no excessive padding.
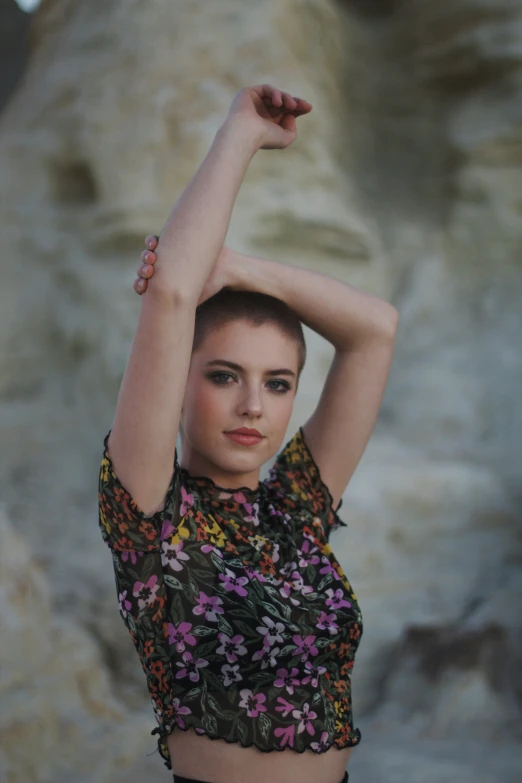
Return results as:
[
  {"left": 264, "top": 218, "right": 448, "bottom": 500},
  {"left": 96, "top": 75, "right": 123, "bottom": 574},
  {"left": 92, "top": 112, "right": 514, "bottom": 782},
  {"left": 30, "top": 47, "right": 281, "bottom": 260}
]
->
[
  {"left": 291, "top": 478, "right": 309, "bottom": 504},
  {"left": 248, "top": 534, "right": 268, "bottom": 552},
  {"left": 176, "top": 519, "right": 191, "bottom": 539},
  {"left": 100, "top": 457, "right": 110, "bottom": 484},
  {"left": 335, "top": 563, "right": 352, "bottom": 592},
  {"left": 99, "top": 508, "right": 111, "bottom": 534},
  {"left": 288, "top": 442, "right": 300, "bottom": 462},
  {"left": 203, "top": 516, "right": 227, "bottom": 548}
]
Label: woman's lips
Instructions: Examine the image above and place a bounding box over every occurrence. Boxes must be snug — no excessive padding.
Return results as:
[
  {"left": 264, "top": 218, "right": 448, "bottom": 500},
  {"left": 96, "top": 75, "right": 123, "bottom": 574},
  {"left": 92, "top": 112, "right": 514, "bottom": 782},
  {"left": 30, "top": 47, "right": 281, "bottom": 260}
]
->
[{"left": 224, "top": 433, "right": 264, "bottom": 446}]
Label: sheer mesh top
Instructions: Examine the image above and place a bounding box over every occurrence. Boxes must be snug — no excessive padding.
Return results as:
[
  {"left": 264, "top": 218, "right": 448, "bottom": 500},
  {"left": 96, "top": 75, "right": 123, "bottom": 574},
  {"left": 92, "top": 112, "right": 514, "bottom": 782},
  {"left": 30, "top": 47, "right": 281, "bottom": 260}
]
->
[{"left": 98, "top": 426, "right": 363, "bottom": 770}]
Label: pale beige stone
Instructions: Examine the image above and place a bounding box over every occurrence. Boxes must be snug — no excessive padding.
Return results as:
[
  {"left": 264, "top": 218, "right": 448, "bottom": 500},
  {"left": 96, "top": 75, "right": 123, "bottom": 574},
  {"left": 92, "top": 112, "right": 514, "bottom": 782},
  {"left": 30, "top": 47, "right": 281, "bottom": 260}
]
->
[{"left": 0, "top": 0, "right": 521, "bottom": 780}]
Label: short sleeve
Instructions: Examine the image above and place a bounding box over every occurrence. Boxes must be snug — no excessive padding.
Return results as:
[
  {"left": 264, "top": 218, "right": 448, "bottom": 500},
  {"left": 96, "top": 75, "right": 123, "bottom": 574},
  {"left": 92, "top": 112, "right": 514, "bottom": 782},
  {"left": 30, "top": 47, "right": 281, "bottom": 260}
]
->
[
  {"left": 268, "top": 426, "right": 348, "bottom": 540},
  {"left": 98, "top": 430, "right": 180, "bottom": 552}
]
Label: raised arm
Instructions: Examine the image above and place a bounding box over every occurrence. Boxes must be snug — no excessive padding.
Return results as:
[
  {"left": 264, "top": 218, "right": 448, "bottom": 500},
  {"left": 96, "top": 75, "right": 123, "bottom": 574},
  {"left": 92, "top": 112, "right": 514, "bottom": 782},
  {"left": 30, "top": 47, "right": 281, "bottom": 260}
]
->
[
  {"left": 108, "top": 86, "right": 312, "bottom": 517},
  {"left": 134, "top": 240, "right": 397, "bottom": 513},
  {"left": 223, "top": 249, "right": 399, "bottom": 510}
]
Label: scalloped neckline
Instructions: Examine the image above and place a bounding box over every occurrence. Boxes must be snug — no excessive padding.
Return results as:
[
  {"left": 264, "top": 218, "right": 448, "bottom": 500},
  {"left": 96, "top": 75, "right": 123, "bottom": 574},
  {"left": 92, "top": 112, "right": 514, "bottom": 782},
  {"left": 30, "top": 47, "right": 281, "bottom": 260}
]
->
[{"left": 177, "top": 464, "right": 263, "bottom": 498}]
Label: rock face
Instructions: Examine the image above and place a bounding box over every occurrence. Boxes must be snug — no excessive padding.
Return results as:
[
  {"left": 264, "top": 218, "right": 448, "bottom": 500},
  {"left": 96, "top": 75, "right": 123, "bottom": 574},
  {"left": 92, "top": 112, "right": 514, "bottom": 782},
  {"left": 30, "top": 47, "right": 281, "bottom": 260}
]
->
[
  {"left": 0, "top": 508, "right": 154, "bottom": 783},
  {"left": 0, "top": 0, "right": 521, "bottom": 780}
]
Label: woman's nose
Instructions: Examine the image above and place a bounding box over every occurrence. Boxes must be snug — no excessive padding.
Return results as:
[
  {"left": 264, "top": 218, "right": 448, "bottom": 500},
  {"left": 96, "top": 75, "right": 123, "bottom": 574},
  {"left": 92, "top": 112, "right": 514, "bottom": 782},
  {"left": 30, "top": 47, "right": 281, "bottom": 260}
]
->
[{"left": 238, "top": 389, "right": 263, "bottom": 415}]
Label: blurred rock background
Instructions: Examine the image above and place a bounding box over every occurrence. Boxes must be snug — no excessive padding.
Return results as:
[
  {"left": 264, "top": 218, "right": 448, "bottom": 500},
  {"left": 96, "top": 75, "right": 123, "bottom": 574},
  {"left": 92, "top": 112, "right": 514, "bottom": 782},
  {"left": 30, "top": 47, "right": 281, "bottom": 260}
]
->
[{"left": 0, "top": 0, "right": 521, "bottom": 781}]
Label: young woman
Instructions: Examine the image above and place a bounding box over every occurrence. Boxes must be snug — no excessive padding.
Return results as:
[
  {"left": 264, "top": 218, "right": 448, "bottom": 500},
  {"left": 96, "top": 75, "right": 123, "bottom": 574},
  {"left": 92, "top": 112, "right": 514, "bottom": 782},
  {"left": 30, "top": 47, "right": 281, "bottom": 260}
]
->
[{"left": 98, "top": 84, "right": 398, "bottom": 783}]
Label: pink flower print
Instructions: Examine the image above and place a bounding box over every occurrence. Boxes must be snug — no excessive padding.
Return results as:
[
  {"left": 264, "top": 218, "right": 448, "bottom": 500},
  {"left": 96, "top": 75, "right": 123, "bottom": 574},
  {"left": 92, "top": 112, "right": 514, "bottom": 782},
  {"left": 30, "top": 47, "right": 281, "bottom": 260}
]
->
[
  {"left": 316, "top": 611, "right": 339, "bottom": 635},
  {"left": 243, "top": 500, "right": 260, "bottom": 527},
  {"left": 221, "top": 663, "right": 243, "bottom": 686},
  {"left": 180, "top": 486, "right": 194, "bottom": 516},
  {"left": 297, "top": 540, "right": 320, "bottom": 568},
  {"left": 238, "top": 689, "right": 267, "bottom": 717},
  {"left": 325, "top": 587, "right": 351, "bottom": 611},
  {"left": 167, "top": 621, "right": 196, "bottom": 652},
  {"left": 292, "top": 702, "right": 317, "bottom": 735},
  {"left": 319, "top": 556, "right": 340, "bottom": 581},
  {"left": 256, "top": 616, "right": 285, "bottom": 647},
  {"left": 280, "top": 560, "right": 298, "bottom": 578},
  {"left": 232, "top": 491, "right": 247, "bottom": 504},
  {"left": 268, "top": 503, "right": 292, "bottom": 527},
  {"left": 172, "top": 696, "right": 192, "bottom": 729},
  {"left": 133, "top": 575, "right": 160, "bottom": 610},
  {"left": 161, "top": 539, "right": 190, "bottom": 571},
  {"left": 160, "top": 518, "right": 176, "bottom": 541},
  {"left": 301, "top": 660, "right": 327, "bottom": 688},
  {"left": 193, "top": 591, "right": 224, "bottom": 622},
  {"left": 274, "top": 724, "right": 295, "bottom": 748},
  {"left": 275, "top": 696, "right": 294, "bottom": 717},
  {"left": 121, "top": 550, "right": 144, "bottom": 565},
  {"left": 175, "top": 650, "right": 209, "bottom": 682},
  {"left": 219, "top": 567, "right": 249, "bottom": 597},
  {"left": 118, "top": 590, "right": 132, "bottom": 618},
  {"left": 292, "top": 634, "right": 318, "bottom": 662},
  {"left": 310, "top": 730, "right": 332, "bottom": 752},
  {"left": 279, "top": 580, "right": 301, "bottom": 607},
  {"left": 216, "top": 632, "right": 247, "bottom": 663},
  {"left": 243, "top": 563, "right": 268, "bottom": 583},
  {"left": 252, "top": 645, "right": 280, "bottom": 669},
  {"left": 289, "top": 570, "right": 314, "bottom": 598},
  {"left": 267, "top": 503, "right": 283, "bottom": 520},
  {"left": 274, "top": 666, "right": 301, "bottom": 694},
  {"left": 201, "top": 543, "right": 223, "bottom": 558}
]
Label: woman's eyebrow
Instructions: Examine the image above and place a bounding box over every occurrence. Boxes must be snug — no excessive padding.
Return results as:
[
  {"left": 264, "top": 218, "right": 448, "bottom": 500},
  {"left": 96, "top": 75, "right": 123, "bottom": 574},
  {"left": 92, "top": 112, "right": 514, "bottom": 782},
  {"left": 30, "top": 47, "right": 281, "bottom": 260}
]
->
[{"left": 205, "top": 359, "right": 296, "bottom": 378}]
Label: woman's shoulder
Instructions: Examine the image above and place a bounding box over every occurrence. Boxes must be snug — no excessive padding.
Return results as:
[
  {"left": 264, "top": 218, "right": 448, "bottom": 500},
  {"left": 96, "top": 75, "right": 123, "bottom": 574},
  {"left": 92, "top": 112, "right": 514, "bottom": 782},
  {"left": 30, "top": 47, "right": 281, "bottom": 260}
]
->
[{"left": 263, "top": 426, "right": 348, "bottom": 537}]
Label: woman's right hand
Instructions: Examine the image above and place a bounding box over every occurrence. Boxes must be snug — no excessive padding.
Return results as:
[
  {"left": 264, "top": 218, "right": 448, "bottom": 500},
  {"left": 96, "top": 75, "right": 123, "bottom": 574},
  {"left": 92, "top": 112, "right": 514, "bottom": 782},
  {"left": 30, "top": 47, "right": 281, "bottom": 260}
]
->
[
  {"left": 225, "top": 84, "right": 312, "bottom": 150},
  {"left": 134, "top": 235, "right": 231, "bottom": 301}
]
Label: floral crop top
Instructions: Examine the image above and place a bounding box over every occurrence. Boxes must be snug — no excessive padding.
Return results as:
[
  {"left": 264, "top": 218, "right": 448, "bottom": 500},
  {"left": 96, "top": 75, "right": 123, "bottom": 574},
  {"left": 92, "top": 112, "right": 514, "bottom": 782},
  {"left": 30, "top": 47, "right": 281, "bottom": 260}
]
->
[{"left": 98, "top": 427, "right": 363, "bottom": 770}]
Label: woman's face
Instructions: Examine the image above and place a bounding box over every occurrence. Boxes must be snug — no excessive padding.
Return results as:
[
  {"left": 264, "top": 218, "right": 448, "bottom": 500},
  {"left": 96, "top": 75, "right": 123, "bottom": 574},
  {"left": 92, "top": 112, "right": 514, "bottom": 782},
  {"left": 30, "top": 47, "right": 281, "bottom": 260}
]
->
[{"left": 179, "top": 319, "right": 299, "bottom": 489}]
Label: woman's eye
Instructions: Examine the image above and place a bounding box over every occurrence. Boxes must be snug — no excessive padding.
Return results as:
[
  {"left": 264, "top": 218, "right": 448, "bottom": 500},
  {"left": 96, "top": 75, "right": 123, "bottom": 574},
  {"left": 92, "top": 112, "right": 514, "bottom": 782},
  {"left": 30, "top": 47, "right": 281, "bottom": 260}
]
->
[
  {"left": 268, "top": 380, "right": 291, "bottom": 393},
  {"left": 209, "top": 373, "right": 290, "bottom": 393}
]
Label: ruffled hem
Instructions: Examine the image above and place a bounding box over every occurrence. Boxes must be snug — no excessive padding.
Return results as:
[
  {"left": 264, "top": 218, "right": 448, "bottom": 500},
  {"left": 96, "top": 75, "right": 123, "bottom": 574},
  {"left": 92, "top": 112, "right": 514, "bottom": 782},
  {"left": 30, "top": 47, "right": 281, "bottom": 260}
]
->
[{"left": 151, "top": 722, "right": 362, "bottom": 771}]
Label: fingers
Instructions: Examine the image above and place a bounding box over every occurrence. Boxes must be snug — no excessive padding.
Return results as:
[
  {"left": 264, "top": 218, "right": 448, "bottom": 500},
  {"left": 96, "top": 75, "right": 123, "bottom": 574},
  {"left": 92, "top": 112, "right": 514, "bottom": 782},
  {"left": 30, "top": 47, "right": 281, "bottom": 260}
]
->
[
  {"left": 292, "top": 97, "right": 313, "bottom": 116},
  {"left": 281, "top": 91, "right": 297, "bottom": 110},
  {"left": 134, "top": 277, "right": 147, "bottom": 295},
  {"left": 134, "top": 235, "right": 159, "bottom": 294},
  {"left": 267, "top": 91, "right": 312, "bottom": 118},
  {"left": 145, "top": 234, "right": 159, "bottom": 250},
  {"left": 141, "top": 249, "right": 156, "bottom": 265},
  {"left": 281, "top": 113, "right": 297, "bottom": 134},
  {"left": 266, "top": 89, "right": 294, "bottom": 111}
]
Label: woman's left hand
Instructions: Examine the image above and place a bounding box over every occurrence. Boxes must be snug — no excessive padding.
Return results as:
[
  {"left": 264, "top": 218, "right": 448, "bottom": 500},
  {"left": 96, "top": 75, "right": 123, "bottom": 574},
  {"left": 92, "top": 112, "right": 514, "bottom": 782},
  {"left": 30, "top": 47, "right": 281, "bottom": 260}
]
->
[{"left": 134, "top": 235, "right": 233, "bottom": 305}]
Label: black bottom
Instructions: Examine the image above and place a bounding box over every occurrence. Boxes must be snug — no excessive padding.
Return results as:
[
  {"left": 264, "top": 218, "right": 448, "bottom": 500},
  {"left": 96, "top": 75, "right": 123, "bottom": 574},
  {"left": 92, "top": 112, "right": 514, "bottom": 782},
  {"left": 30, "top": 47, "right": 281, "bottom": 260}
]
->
[{"left": 173, "top": 770, "right": 349, "bottom": 783}]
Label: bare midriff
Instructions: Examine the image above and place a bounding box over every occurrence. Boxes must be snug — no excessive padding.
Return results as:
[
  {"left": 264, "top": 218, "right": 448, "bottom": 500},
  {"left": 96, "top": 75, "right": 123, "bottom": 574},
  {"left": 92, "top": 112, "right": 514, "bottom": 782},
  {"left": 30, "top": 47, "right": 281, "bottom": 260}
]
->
[{"left": 168, "top": 727, "right": 353, "bottom": 783}]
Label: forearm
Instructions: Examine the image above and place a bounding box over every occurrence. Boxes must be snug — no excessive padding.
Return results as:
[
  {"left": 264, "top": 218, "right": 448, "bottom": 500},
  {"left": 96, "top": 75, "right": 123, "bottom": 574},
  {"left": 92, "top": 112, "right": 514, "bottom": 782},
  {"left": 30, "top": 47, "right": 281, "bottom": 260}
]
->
[
  {"left": 149, "top": 120, "right": 259, "bottom": 302},
  {"left": 227, "top": 250, "right": 399, "bottom": 351}
]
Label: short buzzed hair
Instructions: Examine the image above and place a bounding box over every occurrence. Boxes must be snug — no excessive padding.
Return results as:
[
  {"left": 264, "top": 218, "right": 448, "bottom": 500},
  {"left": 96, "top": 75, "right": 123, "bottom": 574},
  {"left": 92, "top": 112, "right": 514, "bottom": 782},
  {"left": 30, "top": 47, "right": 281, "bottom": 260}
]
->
[{"left": 193, "top": 288, "right": 306, "bottom": 387}]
